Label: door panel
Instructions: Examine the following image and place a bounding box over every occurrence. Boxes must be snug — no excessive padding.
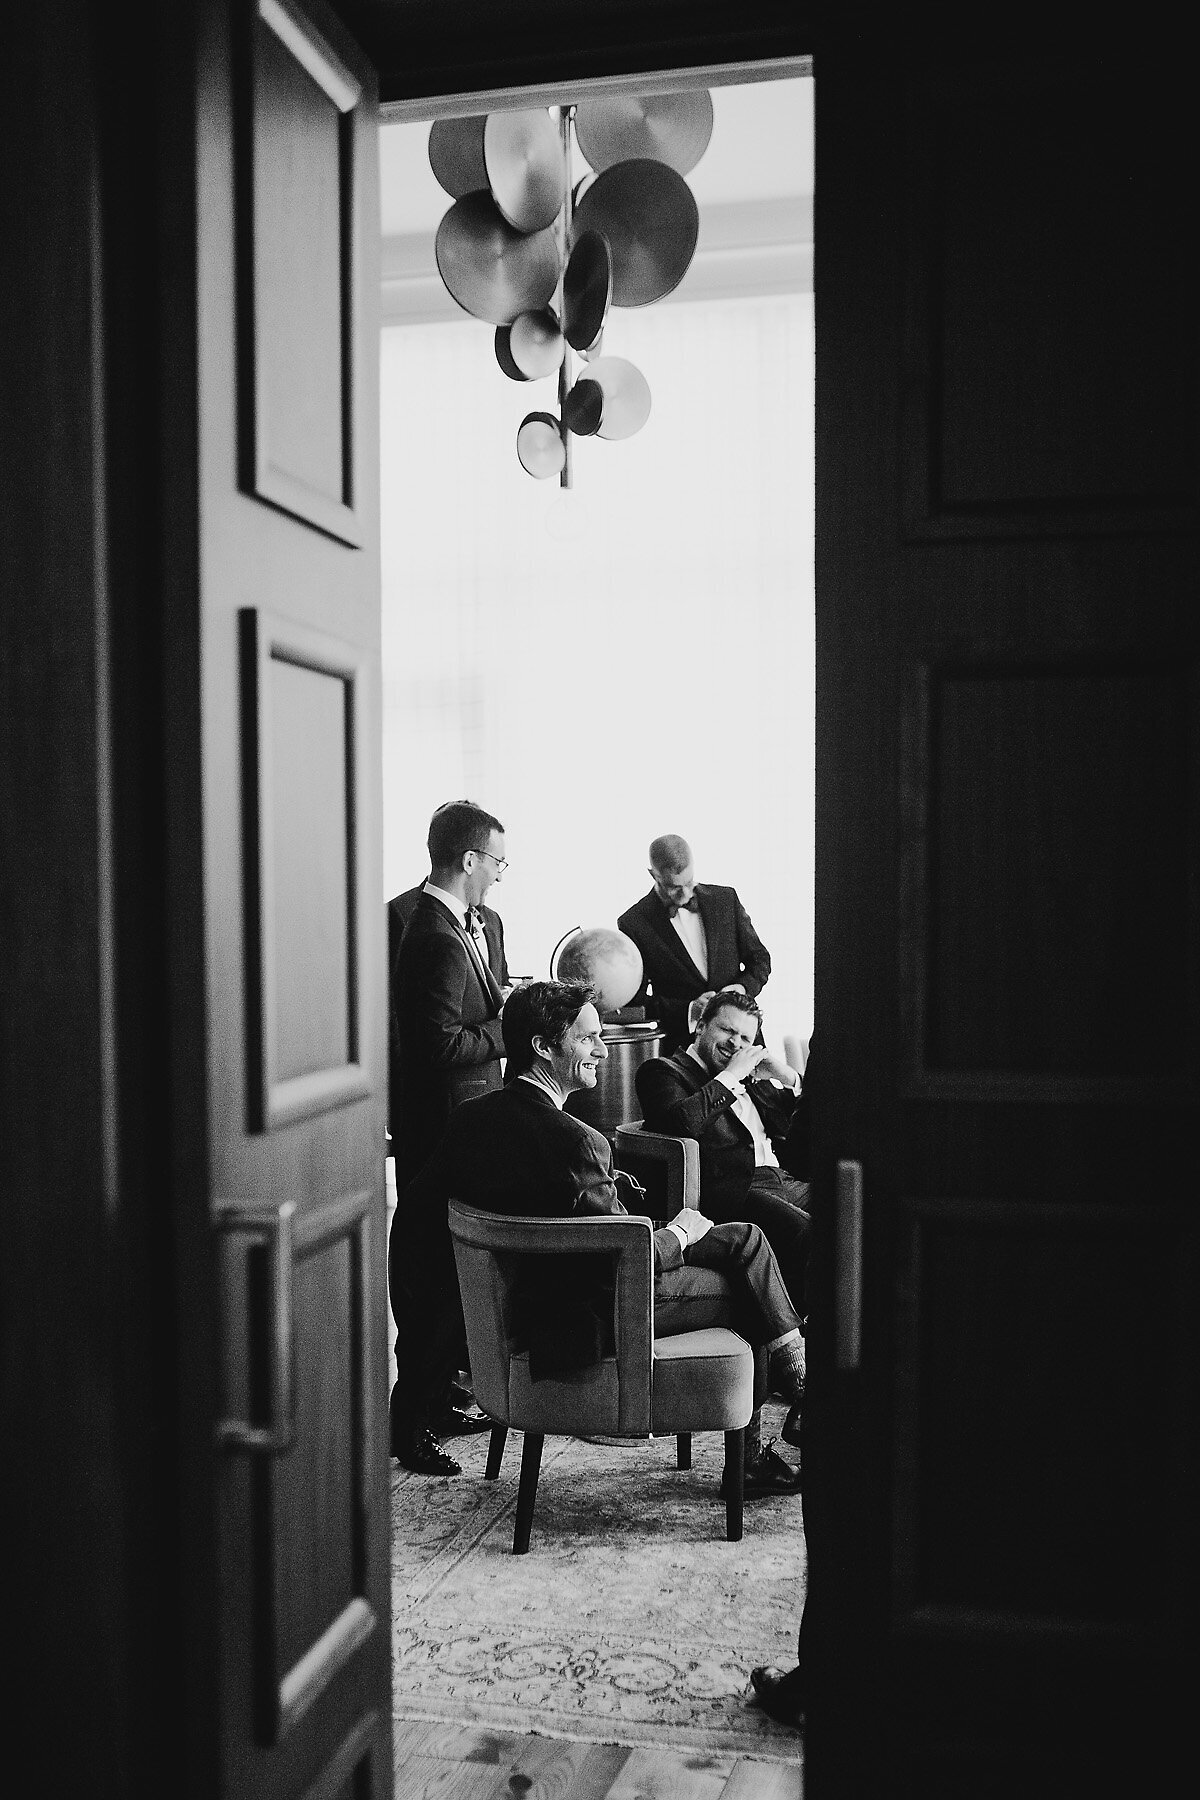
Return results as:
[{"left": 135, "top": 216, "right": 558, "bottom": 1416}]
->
[
  {"left": 811, "top": 58, "right": 1198, "bottom": 1794},
  {"left": 247, "top": 0, "right": 366, "bottom": 542},
  {"left": 198, "top": 2, "right": 389, "bottom": 1795}
]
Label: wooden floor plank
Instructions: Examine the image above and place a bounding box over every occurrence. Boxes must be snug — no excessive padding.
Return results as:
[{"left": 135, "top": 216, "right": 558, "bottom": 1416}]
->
[
  {"left": 497, "top": 1736, "right": 631, "bottom": 1800},
  {"left": 394, "top": 1718, "right": 532, "bottom": 1765},
  {"left": 392, "top": 1751, "right": 507, "bottom": 1800},
  {"left": 603, "top": 1745, "right": 732, "bottom": 1800},
  {"left": 720, "top": 1756, "right": 804, "bottom": 1800},
  {"left": 393, "top": 1718, "right": 803, "bottom": 1800}
]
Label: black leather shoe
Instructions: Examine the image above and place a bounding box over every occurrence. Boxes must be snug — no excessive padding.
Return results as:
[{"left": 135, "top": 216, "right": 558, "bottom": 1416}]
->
[
  {"left": 431, "top": 1405, "right": 493, "bottom": 1436},
  {"left": 781, "top": 1402, "right": 803, "bottom": 1448},
  {"left": 720, "top": 1439, "right": 801, "bottom": 1498},
  {"left": 393, "top": 1429, "right": 462, "bottom": 1476},
  {"left": 750, "top": 1664, "right": 805, "bottom": 1729},
  {"left": 448, "top": 1380, "right": 474, "bottom": 1410}
]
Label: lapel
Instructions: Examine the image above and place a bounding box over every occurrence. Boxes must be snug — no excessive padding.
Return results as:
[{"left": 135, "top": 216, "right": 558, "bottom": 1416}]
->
[
  {"left": 480, "top": 906, "right": 505, "bottom": 984},
  {"left": 459, "top": 912, "right": 505, "bottom": 1011},
  {"left": 424, "top": 895, "right": 504, "bottom": 1012},
  {"left": 692, "top": 883, "right": 719, "bottom": 956},
  {"left": 646, "top": 890, "right": 707, "bottom": 984},
  {"left": 675, "top": 1048, "right": 756, "bottom": 1145}
]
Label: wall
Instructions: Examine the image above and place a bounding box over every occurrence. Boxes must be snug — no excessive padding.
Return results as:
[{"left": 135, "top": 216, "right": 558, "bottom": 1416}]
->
[{"left": 380, "top": 287, "right": 815, "bottom": 1047}]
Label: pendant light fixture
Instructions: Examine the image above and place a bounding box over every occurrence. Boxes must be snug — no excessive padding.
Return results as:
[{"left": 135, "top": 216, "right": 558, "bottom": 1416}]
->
[{"left": 429, "top": 91, "right": 713, "bottom": 485}]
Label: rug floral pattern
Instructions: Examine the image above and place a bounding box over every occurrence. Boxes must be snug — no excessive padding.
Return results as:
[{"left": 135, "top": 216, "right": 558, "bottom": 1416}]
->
[{"left": 390, "top": 1404, "right": 805, "bottom": 1763}]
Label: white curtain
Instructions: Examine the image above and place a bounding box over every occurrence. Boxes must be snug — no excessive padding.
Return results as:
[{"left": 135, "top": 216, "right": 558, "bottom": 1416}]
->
[{"left": 380, "top": 290, "right": 815, "bottom": 1050}]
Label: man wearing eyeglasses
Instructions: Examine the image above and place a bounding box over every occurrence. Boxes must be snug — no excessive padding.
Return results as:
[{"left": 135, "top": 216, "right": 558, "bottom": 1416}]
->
[
  {"left": 388, "top": 798, "right": 511, "bottom": 1472},
  {"left": 387, "top": 798, "right": 511, "bottom": 1161}
]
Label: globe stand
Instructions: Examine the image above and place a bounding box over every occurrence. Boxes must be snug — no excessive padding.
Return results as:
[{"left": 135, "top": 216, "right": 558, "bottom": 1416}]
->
[{"left": 599, "top": 1002, "right": 646, "bottom": 1025}]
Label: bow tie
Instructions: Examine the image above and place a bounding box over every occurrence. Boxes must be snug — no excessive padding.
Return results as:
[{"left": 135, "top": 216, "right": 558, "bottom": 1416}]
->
[{"left": 667, "top": 897, "right": 699, "bottom": 918}]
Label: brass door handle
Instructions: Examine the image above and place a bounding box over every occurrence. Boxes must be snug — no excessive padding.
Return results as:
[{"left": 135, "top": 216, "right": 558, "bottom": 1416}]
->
[
  {"left": 215, "top": 1200, "right": 297, "bottom": 1453},
  {"left": 835, "top": 1160, "right": 863, "bottom": 1370}
]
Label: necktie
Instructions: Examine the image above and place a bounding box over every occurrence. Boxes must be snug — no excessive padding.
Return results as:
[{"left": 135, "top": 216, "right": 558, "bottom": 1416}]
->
[{"left": 667, "top": 897, "right": 700, "bottom": 918}]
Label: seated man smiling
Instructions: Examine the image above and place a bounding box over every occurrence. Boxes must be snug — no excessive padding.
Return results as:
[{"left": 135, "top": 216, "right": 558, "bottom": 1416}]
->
[{"left": 393, "top": 980, "right": 805, "bottom": 1493}]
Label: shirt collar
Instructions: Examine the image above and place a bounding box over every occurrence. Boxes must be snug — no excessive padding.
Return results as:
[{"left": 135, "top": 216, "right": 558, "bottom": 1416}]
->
[
  {"left": 423, "top": 879, "right": 468, "bottom": 928},
  {"left": 517, "top": 1067, "right": 565, "bottom": 1108}
]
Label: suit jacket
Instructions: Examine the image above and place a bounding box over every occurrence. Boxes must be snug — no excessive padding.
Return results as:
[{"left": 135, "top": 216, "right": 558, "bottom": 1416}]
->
[
  {"left": 635, "top": 1047, "right": 808, "bottom": 1217},
  {"left": 617, "top": 882, "right": 771, "bottom": 1054},
  {"left": 390, "top": 892, "right": 506, "bottom": 1186},
  {"left": 403, "top": 1079, "right": 684, "bottom": 1377},
  {"left": 387, "top": 883, "right": 508, "bottom": 1136}
]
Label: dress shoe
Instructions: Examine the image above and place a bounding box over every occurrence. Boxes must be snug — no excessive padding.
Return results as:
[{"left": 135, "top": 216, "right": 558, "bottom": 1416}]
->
[
  {"left": 750, "top": 1664, "right": 805, "bottom": 1729},
  {"left": 448, "top": 1379, "right": 474, "bottom": 1410},
  {"left": 393, "top": 1428, "right": 462, "bottom": 1476},
  {"left": 431, "top": 1404, "right": 494, "bottom": 1436},
  {"left": 781, "top": 1402, "right": 803, "bottom": 1448},
  {"left": 720, "top": 1439, "right": 802, "bottom": 1498}
]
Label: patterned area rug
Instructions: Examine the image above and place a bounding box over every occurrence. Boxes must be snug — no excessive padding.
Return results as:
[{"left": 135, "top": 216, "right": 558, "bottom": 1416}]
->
[{"left": 390, "top": 1402, "right": 805, "bottom": 1764}]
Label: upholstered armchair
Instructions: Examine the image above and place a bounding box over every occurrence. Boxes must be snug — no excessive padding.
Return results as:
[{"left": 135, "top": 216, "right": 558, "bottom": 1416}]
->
[
  {"left": 448, "top": 1200, "right": 754, "bottom": 1554},
  {"left": 612, "top": 1120, "right": 698, "bottom": 1223}
]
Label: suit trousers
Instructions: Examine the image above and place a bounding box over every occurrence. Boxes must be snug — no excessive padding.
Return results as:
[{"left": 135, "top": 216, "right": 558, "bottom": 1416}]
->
[
  {"left": 388, "top": 1203, "right": 463, "bottom": 1445},
  {"left": 708, "top": 1166, "right": 810, "bottom": 1323},
  {"left": 654, "top": 1218, "right": 802, "bottom": 1406}
]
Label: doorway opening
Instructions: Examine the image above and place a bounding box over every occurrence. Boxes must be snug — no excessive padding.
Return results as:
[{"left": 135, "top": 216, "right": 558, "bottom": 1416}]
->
[{"left": 377, "top": 69, "right": 815, "bottom": 1778}]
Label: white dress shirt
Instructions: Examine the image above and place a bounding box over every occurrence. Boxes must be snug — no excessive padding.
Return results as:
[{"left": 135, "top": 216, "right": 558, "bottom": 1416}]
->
[{"left": 669, "top": 902, "right": 708, "bottom": 977}]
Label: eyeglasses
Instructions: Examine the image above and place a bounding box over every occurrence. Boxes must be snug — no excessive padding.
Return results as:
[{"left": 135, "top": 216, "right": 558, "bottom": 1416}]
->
[{"left": 471, "top": 848, "right": 508, "bottom": 874}]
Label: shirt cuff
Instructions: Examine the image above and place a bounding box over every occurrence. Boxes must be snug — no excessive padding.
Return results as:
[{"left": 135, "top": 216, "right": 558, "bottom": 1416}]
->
[
  {"left": 715, "top": 1072, "right": 743, "bottom": 1095},
  {"left": 667, "top": 1223, "right": 689, "bottom": 1253}
]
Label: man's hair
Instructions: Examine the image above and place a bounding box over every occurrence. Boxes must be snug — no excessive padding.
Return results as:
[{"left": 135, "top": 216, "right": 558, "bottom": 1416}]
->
[
  {"left": 698, "top": 988, "right": 763, "bottom": 1030},
  {"left": 648, "top": 832, "right": 692, "bottom": 875},
  {"left": 502, "top": 979, "right": 596, "bottom": 1078},
  {"left": 427, "top": 800, "right": 504, "bottom": 869}
]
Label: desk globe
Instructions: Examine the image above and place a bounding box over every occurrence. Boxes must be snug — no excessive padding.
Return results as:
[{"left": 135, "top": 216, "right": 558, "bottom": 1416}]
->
[{"left": 555, "top": 925, "right": 644, "bottom": 1011}]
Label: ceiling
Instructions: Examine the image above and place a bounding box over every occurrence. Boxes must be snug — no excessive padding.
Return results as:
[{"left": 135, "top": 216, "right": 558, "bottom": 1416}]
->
[
  {"left": 379, "top": 76, "right": 813, "bottom": 324},
  {"left": 334, "top": 0, "right": 806, "bottom": 105},
  {"left": 380, "top": 78, "right": 813, "bottom": 236}
]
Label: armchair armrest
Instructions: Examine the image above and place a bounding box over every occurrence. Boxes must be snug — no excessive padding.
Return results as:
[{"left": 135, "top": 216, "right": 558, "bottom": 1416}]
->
[{"left": 613, "top": 1122, "right": 699, "bottom": 1220}]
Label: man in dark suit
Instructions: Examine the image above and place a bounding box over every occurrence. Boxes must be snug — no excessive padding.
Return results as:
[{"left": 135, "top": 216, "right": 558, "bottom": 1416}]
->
[
  {"left": 635, "top": 990, "right": 811, "bottom": 1320},
  {"left": 617, "top": 834, "right": 771, "bottom": 1054},
  {"left": 387, "top": 799, "right": 510, "bottom": 1471},
  {"left": 387, "top": 798, "right": 509, "bottom": 1151},
  {"left": 391, "top": 980, "right": 806, "bottom": 1490}
]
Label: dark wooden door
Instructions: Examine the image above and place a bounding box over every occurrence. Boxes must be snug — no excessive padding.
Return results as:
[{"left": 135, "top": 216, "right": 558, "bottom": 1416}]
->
[
  {"left": 197, "top": 3, "right": 390, "bottom": 1795},
  {"left": 807, "top": 57, "right": 1198, "bottom": 1795}
]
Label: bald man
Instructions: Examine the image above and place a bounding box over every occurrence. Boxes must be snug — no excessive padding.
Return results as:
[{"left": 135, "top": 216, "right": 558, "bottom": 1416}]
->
[{"left": 618, "top": 834, "right": 771, "bottom": 1055}]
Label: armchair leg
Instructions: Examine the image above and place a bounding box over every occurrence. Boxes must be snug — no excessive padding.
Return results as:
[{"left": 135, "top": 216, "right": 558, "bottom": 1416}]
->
[
  {"left": 723, "top": 1428, "right": 744, "bottom": 1542},
  {"left": 676, "top": 1432, "right": 692, "bottom": 1470},
  {"left": 512, "top": 1431, "right": 544, "bottom": 1555},
  {"left": 484, "top": 1423, "right": 507, "bottom": 1480}
]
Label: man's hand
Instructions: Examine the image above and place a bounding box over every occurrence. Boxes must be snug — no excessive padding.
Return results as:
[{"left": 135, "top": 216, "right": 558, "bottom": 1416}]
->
[
  {"left": 719, "top": 1041, "right": 768, "bottom": 1085},
  {"left": 686, "top": 990, "right": 716, "bottom": 1035},
  {"left": 751, "top": 1050, "right": 801, "bottom": 1087},
  {"left": 668, "top": 1206, "right": 715, "bottom": 1246}
]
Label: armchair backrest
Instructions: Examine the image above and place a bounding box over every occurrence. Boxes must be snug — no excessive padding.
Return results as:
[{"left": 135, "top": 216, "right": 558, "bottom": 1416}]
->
[
  {"left": 446, "top": 1201, "right": 657, "bottom": 1436},
  {"left": 612, "top": 1121, "right": 699, "bottom": 1222}
]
